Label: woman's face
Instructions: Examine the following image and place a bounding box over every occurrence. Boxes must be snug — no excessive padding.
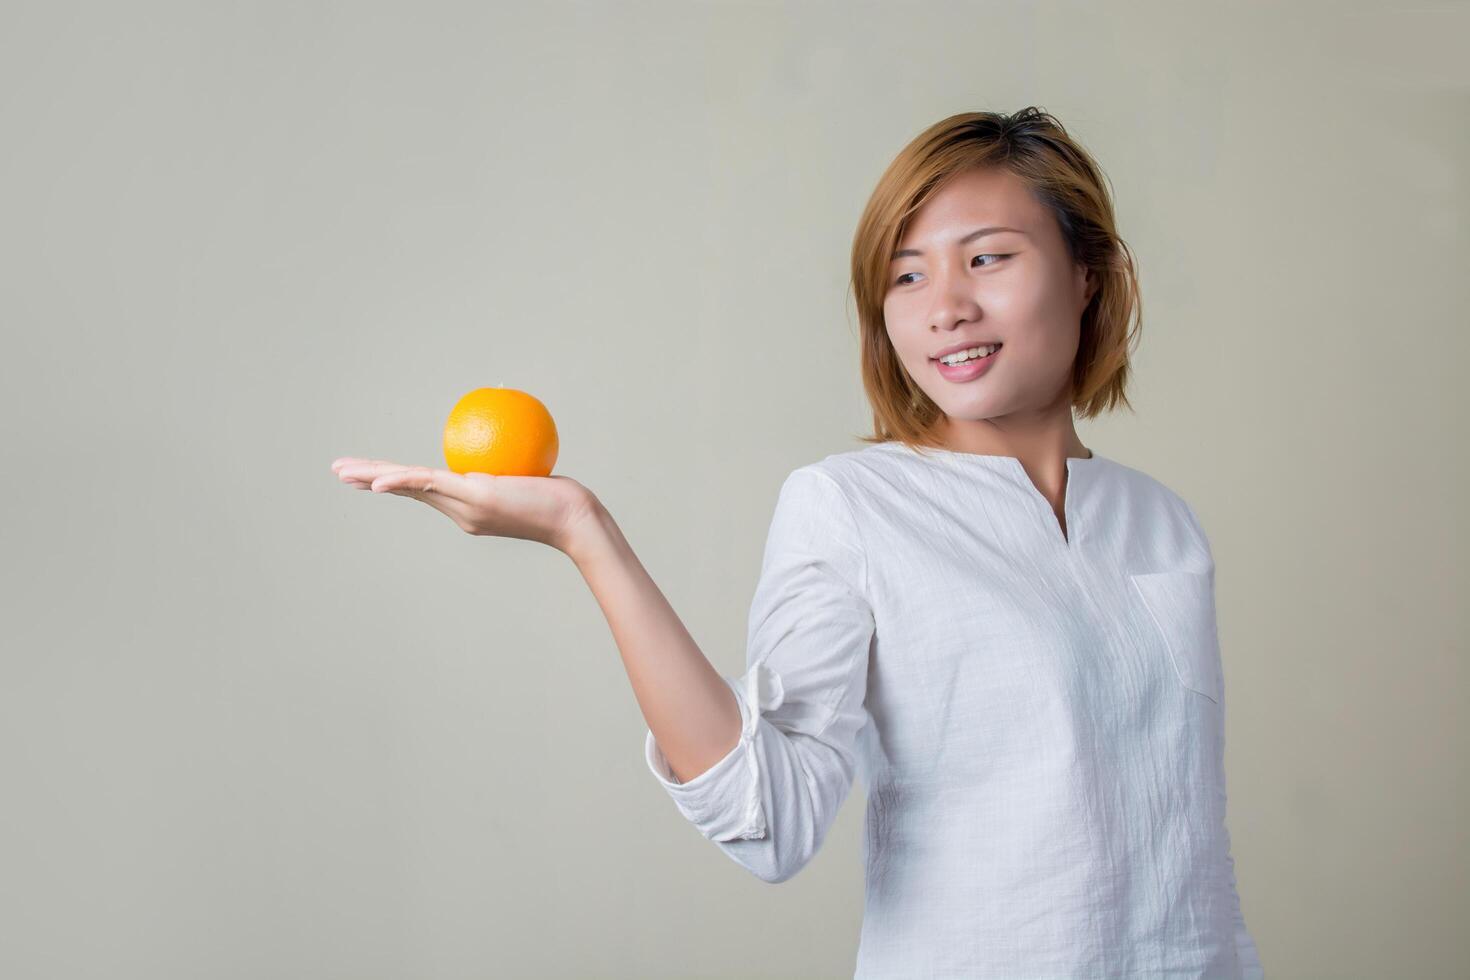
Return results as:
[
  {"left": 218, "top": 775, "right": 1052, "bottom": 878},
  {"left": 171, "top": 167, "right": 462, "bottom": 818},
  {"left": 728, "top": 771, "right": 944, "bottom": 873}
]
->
[{"left": 883, "top": 167, "right": 1096, "bottom": 431}]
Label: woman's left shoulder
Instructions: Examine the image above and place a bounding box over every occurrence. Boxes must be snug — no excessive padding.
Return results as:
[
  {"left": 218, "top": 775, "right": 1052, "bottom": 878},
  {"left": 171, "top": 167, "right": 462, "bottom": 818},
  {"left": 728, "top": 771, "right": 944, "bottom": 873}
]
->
[{"left": 1099, "top": 457, "right": 1214, "bottom": 566}]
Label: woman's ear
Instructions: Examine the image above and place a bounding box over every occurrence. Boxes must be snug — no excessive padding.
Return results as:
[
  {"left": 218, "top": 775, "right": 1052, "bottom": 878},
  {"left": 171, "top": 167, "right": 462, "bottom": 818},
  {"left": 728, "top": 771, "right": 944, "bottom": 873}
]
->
[{"left": 1076, "top": 263, "right": 1098, "bottom": 309}]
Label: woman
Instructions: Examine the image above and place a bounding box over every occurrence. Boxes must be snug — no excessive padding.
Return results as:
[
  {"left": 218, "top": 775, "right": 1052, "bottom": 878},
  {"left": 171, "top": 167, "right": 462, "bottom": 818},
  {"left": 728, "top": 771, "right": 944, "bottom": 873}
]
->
[{"left": 331, "top": 107, "right": 1264, "bottom": 979}]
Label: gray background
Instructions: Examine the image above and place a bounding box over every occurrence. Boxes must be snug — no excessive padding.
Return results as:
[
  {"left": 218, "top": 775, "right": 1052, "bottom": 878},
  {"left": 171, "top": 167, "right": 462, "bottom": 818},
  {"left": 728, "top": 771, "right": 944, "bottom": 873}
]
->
[{"left": 2, "top": 1, "right": 1466, "bottom": 977}]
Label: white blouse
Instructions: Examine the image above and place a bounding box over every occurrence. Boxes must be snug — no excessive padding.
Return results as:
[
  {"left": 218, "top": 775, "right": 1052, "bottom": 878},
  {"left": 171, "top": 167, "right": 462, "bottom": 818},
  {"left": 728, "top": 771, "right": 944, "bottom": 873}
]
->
[{"left": 645, "top": 441, "right": 1264, "bottom": 979}]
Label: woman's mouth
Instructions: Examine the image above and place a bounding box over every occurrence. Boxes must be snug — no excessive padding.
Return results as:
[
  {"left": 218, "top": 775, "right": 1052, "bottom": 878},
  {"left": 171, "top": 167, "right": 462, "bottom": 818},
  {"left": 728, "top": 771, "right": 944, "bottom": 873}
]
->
[{"left": 933, "top": 343, "right": 1001, "bottom": 382}]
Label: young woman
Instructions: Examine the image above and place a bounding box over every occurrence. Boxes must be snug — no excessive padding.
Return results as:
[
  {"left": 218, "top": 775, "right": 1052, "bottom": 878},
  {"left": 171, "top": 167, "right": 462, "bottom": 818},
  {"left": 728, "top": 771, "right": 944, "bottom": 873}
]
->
[{"left": 331, "top": 107, "right": 1264, "bottom": 979}]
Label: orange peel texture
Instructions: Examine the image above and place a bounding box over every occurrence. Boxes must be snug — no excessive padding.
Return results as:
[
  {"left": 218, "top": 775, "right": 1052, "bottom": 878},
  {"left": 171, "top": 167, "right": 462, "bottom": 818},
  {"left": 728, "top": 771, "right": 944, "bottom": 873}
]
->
[{"left": 442, "top": 387, "right": 559, "bottom": 477}]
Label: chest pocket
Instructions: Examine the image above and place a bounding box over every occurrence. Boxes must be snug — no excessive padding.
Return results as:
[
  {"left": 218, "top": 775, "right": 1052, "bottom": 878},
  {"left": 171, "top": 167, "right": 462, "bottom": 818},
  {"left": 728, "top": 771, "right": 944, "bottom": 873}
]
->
[{"left": 1128, "top": 570, "right": 1224, "bottom": 703}]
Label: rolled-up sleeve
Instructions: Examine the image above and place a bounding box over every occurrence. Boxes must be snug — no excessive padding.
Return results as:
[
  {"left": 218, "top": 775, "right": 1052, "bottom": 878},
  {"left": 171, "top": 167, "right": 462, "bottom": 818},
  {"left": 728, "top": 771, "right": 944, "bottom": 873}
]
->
[{"left": 643, "top": 465, "right": 874, "bottom": 884}]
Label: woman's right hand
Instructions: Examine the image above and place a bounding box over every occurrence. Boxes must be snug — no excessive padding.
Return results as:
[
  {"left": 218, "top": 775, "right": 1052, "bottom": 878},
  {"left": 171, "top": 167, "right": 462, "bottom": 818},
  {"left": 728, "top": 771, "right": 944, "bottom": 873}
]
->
[{"left": 330, "top": 457, "right": 602, "bottom": 554}]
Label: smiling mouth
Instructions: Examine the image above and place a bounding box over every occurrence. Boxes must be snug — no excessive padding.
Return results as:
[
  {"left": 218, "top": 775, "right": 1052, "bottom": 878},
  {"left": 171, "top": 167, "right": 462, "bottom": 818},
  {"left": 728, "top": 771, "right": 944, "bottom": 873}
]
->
[{"left": 932, "top": 342, "right": 1003, "bottom": 366}]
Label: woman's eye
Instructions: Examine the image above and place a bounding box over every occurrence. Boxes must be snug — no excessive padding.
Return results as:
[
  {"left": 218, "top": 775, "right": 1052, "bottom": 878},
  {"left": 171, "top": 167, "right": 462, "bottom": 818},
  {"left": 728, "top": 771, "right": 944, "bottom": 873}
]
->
[{"left": 893, "top": 254, "right": 1007, "bottom": 286}]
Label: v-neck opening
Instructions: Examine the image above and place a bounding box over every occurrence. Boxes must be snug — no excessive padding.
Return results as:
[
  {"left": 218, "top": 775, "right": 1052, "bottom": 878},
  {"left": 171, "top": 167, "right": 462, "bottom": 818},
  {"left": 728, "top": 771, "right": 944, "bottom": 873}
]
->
[{"left": 867, "top": 441, "right": 1104, "bottom": 549}]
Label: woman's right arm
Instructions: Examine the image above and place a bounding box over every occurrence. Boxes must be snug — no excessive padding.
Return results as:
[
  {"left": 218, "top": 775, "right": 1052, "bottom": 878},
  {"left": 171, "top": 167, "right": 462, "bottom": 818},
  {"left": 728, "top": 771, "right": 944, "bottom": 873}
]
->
[
  {"left": 332, "top": 455, "right": 747, "bottom": 783},
  {"left": 561, "top": 500, "right": 744, "bottom": 785}
]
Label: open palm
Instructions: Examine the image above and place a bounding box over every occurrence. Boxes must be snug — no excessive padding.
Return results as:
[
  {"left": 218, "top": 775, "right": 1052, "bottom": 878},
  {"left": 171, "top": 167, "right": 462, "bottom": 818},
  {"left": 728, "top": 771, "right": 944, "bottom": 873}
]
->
[{"left": 331, "top": 457, "right": 597, "bottom": 552}]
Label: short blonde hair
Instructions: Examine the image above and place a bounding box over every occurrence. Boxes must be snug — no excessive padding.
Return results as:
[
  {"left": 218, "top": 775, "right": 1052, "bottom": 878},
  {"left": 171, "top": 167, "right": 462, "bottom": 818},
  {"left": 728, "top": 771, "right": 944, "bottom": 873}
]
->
[{"left": 848, "top": 107, "right": 1142, "bottom": 450}]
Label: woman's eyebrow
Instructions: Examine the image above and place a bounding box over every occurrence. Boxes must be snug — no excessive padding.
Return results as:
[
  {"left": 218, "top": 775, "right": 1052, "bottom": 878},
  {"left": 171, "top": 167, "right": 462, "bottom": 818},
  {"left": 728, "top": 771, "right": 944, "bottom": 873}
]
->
[{"left": 892, "top": 226, "right": 1027, "bottom": 259}]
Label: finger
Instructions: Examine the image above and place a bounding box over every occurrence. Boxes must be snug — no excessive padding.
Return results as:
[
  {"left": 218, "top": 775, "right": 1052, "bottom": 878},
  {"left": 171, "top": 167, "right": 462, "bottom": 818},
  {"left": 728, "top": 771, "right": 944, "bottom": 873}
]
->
[
  {"left": 338, "top": 461, "right": 411, "bottom": 484},
  {"left": 332, "top": 456, "right": 395, "bottom": 474},
  {"left": 369, "top": 466, "right": 478, "bottom": 502},
  {"left": 334, "top": 457, "right": 407, "bottom": 475}
]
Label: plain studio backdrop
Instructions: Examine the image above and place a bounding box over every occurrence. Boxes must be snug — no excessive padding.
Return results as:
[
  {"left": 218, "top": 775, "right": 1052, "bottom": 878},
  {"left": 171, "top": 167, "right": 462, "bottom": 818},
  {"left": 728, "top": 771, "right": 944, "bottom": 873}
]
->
[{"left": 2, "top": 2, "right": 1466, "bottom": 977}]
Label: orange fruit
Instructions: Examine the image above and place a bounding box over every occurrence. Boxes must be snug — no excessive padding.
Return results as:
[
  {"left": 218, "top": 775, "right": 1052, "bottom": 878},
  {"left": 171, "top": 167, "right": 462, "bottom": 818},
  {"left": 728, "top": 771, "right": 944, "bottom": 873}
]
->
[{"left": 442, "top": 387, "right": 559, "bottom": 476}]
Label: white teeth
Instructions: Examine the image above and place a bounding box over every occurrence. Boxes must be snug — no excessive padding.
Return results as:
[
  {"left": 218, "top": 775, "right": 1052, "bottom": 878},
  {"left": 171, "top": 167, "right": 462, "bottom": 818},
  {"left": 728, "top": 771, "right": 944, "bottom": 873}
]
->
[{"left": 939, "top": 344, "right": 1000, "bottom": 366}]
